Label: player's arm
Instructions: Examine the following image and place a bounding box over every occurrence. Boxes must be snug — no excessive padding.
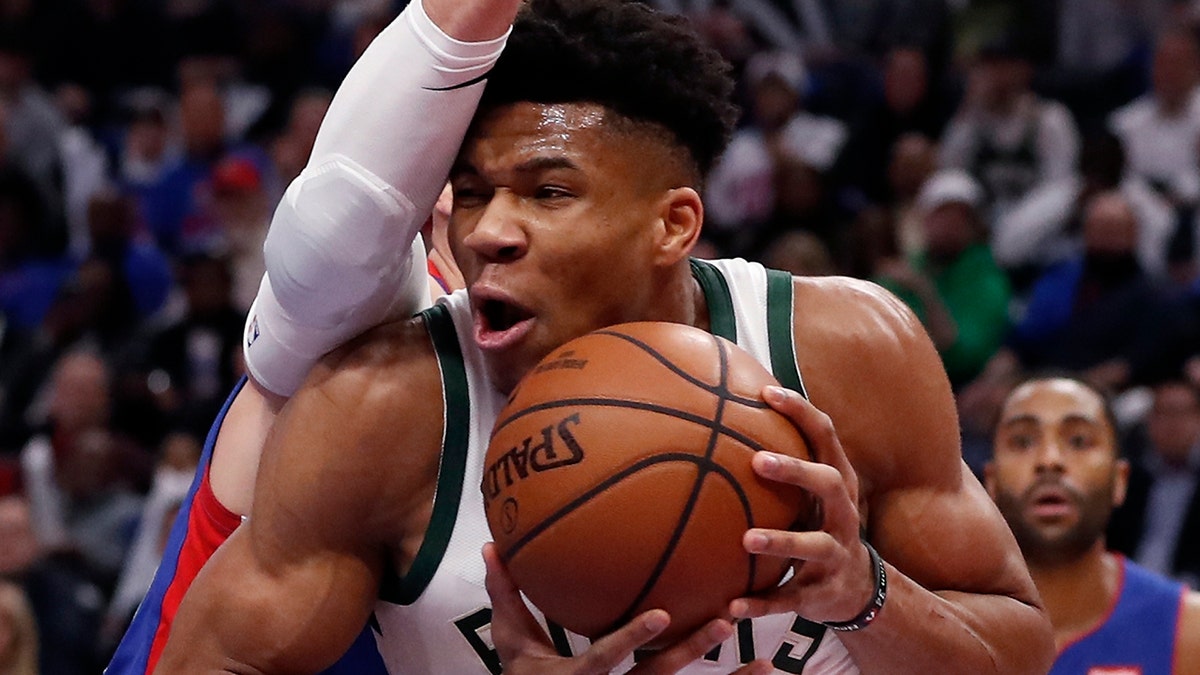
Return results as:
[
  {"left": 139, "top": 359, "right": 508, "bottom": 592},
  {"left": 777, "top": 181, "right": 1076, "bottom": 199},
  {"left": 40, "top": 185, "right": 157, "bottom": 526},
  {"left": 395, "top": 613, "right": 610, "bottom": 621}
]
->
[
  {"left": 155, "top": 326, "right": 444, "bottom": 673},
  {"left": 1177, "top": 591, "right": 1200, "bottom": 675},
  {"left": 245, "top": 0, "right": 520, "bottom": 398},
  {"left": 731, "top": 277, "right": 1054, "bottom": 675}
]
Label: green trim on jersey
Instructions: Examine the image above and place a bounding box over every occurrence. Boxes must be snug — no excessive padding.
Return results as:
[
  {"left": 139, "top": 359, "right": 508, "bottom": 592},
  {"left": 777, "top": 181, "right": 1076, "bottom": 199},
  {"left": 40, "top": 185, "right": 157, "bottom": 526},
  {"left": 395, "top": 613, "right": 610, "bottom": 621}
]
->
[
  {"left": 379, "top": 303, "right": 472, "bottom": 606},
  {"left": 766, "top": 268, "right": 807, "bottom": 399},
  {"left": 691, "top": 258, "right": 737, "bottom": 342}
]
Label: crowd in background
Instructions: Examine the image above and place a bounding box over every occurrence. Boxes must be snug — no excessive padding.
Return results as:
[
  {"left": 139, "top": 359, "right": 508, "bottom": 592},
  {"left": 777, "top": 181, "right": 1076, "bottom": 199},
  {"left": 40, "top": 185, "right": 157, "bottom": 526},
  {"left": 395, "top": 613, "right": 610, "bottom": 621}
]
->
[{"left": 0, "top": 0, "right": 1199, "bottom": 672}]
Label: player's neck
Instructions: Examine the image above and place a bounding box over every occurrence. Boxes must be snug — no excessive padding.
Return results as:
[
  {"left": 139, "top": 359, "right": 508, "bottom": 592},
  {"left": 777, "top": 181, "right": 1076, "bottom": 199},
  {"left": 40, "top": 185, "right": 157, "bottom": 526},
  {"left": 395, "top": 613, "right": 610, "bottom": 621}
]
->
[
  {"left": 1029, "top": 546, "right": 1121, "bottom": 652},
  {"left": 689, "top": 274, "right": 711, "bottom": 334}
]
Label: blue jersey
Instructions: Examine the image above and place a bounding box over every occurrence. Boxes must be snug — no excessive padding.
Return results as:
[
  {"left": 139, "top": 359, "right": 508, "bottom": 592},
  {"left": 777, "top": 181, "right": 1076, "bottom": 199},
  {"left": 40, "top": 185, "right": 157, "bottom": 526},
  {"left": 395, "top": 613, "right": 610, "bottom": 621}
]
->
[{"left": 1051, "top": 556, "right": 1185, "bottom": 675}]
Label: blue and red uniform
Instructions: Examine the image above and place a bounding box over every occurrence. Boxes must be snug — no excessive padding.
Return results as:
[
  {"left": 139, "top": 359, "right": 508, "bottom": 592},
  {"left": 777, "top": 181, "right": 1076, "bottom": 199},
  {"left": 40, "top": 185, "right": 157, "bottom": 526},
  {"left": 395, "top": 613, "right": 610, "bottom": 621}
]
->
[
  {"left": 106, "top": 378, "right": 386, "bottom": 674},
  {"left": 1051, "top": 556, "right": 1186, "bottom": 675}
]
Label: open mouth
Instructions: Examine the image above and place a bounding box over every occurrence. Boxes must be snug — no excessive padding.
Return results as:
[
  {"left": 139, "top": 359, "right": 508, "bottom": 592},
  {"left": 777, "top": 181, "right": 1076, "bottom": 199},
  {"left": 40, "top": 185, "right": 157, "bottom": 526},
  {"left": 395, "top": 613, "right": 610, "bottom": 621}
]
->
[
  {"left": 472, "top": 294, "right": 536, "bottom": 351},
  {"left": 1028, "top": 486, "right": 1075, "bottom": 519},
  {"left": 481, "top": 299, "right": 533, "bottom": 333}
]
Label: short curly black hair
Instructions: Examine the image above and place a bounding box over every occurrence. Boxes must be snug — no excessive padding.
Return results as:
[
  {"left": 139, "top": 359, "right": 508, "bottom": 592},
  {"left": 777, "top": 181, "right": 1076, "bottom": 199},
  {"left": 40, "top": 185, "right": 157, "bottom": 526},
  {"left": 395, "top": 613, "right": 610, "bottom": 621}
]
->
[{"left": 479, "top": 0, "right": 739, "bottom": 180}]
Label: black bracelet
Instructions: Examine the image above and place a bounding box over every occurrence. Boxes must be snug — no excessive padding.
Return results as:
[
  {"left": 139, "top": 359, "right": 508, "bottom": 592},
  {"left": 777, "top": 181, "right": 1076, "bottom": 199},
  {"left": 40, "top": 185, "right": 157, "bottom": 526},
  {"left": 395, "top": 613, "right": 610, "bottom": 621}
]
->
[{"left": 822, "top": 540, "right": 887, "bottom": 632}]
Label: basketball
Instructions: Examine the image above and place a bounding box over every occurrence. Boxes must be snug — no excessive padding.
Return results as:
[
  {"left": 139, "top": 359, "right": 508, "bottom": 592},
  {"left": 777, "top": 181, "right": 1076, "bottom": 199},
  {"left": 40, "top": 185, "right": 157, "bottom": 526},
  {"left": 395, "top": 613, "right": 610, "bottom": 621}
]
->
[{"left": 482, "top": 321, "right": 818, "bottom": 646}]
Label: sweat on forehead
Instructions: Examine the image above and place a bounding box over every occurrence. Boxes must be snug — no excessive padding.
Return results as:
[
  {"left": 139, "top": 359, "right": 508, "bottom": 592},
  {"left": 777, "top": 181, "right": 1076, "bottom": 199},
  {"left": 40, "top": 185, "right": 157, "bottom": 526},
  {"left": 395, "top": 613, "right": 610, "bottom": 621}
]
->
[{"left": 458, "top": 102, "right": 699, "bottom": 186}]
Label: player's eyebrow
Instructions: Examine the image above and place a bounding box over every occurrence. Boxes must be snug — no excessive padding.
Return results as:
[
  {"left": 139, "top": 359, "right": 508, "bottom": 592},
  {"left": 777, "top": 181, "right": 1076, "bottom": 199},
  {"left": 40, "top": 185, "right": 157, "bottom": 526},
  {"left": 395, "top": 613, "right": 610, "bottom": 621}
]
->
[
  {"left": 1000, "top": 412, "right": 1101, "bottom": 429},
  {"left": 450, "top": 155, "right": 582, "bottom": 179},
  {"left": 511, "top": 156, "right": 581, "bottom": 174},
  {"left": 1000, "top": 414, "right": 1039, "bottom": 428}
]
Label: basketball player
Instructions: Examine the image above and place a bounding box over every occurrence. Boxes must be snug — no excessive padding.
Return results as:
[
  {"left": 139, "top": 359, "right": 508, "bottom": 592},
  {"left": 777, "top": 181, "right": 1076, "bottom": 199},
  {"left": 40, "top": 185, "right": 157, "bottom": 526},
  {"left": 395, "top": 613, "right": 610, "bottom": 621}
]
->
[
  {"left": 154, "top": 0, "right": 1055, "bottom": 672},
  {"left": 986, "top": 376, "right": 1200, "bottom": 674}
]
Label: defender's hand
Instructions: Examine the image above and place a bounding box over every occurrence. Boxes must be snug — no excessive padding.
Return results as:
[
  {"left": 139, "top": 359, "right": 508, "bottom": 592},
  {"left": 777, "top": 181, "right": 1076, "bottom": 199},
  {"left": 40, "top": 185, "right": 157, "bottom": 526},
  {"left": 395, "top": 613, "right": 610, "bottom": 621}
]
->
[
  {"left": 483, "top": 544, "right": 771, "bottom": 674},
  {"left": 729, "top": 386, "right": 876, "bottom": 626}
]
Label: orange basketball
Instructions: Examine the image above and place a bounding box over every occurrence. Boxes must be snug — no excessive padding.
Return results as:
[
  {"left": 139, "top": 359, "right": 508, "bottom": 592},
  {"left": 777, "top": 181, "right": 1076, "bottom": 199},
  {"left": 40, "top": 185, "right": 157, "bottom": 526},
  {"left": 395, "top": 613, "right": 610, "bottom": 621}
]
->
[{"left": 482, "top": 321, "right": 817, "bottom": 646}]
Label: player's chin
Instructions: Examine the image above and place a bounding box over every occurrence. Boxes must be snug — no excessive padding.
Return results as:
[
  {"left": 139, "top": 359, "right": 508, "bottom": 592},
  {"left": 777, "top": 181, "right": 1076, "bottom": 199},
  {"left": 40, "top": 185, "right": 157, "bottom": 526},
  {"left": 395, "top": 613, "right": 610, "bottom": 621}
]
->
[{"left": 485, "top": 349, "right": 542, "bottom": 396}]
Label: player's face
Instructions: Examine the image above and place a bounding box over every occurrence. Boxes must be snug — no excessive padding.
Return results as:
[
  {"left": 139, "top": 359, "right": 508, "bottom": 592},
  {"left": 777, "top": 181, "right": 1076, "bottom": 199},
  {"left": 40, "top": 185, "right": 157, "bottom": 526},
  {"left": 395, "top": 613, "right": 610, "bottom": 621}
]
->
[
  {"left": 449, "top": 102, "right": 679, "bottom": 393},
  {"left": 986, "top": 379, "right": 1128, "bottom": 565}
]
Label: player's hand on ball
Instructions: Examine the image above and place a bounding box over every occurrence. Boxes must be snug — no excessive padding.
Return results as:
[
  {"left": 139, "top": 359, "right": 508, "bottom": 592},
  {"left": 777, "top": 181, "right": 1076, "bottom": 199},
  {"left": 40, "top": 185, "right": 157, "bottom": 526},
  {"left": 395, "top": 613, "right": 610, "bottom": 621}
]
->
[
  {"left": 484, "top": 544, "right": 772, "bottom": 674},
  {"left": 729, "top": 386, "right": 877, "bottom": 626}
]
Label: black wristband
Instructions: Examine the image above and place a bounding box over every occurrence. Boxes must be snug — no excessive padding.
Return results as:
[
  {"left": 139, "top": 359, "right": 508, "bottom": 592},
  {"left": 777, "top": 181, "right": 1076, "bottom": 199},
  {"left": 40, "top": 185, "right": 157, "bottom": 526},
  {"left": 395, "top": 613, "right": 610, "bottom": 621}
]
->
[{"left": 822, "top": 541, "right": 887, "bottom": 633}]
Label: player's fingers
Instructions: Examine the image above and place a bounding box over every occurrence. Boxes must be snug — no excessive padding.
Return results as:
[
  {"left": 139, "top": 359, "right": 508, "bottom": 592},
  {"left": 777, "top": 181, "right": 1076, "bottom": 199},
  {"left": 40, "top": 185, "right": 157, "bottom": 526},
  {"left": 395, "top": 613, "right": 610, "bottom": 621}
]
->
[
  {"left": 627, "top": 617, "right": 735, "bottom": 675},
  {"left": 743, "top": 527, "right": 838, "bottom": 564},
  {"left": 727, "top": 593, "right": 785, "bottom": 620},
  {"left": 580, "top": 610, "right": 671, "bottom": 673},
  {"left": 763, "top": 386, "right": 859, "bottom": 503},
  {"left": 750, "top": 451, "right": 859, "bottom": 542},
  {"left": 482, "top": 543, "right": 556, "bottom": 658}
]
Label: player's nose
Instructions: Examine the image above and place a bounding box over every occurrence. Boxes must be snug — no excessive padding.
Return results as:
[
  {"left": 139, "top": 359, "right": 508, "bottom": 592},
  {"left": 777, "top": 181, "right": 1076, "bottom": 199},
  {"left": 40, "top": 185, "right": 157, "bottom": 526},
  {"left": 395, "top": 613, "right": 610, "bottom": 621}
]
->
[
  {"left": 463, "top": 193, "right": 528, "bottom": 263},
  {"left": 1034, "top": 440, "right": 1067, "bottom": 472}
]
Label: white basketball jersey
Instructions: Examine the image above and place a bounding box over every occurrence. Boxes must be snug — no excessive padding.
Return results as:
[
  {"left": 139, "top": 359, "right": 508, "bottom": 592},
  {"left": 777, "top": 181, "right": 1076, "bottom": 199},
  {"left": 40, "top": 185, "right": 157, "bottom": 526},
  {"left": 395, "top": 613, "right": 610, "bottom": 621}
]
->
[{"left": 371, "top": 258, "right": 859, "bottom": 674}]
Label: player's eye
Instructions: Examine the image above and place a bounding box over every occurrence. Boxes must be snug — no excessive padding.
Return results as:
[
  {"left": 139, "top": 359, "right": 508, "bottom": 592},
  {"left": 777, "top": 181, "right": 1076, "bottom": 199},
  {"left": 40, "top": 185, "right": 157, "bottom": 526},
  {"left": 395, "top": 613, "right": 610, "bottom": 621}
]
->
[
  {"left": 1067, "top": 433, "right": 1092, "bottom": 450},
  {"left": 452, "top": 185, "right": 491, "bottom": 208},
  {"left": 1006, "top": 434, "right": 1035, "bottom": 451},
  {"left": 534, "top": 185, "right": 574, "bottom": 202}
]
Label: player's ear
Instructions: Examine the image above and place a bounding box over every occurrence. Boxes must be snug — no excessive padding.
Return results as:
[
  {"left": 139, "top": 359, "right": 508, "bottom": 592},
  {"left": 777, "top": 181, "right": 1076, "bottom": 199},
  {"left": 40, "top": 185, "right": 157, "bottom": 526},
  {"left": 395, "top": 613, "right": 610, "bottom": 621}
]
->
[
  {"left": 1112, "top": 458, "right": 1130, "bottom": 508},
  {"left": 653, "top": 186, "right": 703, "bottom": 266}
]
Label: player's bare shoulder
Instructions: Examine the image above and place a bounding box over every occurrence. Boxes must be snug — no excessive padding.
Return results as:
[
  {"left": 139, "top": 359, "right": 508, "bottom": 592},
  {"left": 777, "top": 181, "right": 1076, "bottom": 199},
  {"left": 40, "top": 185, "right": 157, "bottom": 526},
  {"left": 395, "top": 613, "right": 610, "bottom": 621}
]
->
[
  {"left": 791, "top": 275, "right": 931, "bottom": 357},
  {"left": 790, "top": 275, "right": 962, "bottom": 493}
]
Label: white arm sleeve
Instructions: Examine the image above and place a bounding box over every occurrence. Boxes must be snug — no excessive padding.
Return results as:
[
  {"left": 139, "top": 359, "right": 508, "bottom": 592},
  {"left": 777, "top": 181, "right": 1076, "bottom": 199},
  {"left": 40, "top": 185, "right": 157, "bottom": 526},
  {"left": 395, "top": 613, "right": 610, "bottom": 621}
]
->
[{"left": 244, "top": 0, "right": 509, "bottom": 396}]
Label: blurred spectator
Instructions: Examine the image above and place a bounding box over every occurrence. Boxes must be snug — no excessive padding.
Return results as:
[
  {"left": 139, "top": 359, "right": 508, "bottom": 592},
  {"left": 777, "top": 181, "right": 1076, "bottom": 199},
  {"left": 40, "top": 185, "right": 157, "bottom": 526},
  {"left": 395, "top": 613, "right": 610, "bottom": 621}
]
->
[
  {"left": 136, "top": 79, "right": 238, "bottom": 255},
  {"left": 845, "top": 131, "right": 938, "bottom": 278},
  {"left": 940, "top": 38, "right": 1081, "bottom": 275},
  {"left": 0, "top": 494, "right": 104, "bottom": 675},
  {"left": 85, "top": 190, "right": 173, "bottom": 323},
  {"left": 706, "top": 50, "right": 848, "bottom": 256},
  {"left": 17, "top": 350, "right": 148, "bottom": 592},
  {"left": 1006, "top": 192, "right": 1182, "bottom": 390},
  {"left": 117, "top": 90, "right": 179, "bottom": 198},
  {"left": 54, "top": 84, "right": 110, "bottom": 259},
  {"left": 845, "top": 46, "right": 954, "bottom": 204},
  {"left": 139, "top": 252, "right": 245, "bottom": 428},
  {"left": 1108, "top": 379, "right": 1200, "bottom": 588},
  {"left": 1043, "top": 0, "right": 1160, "bottom": 127},
  {"left": 0, "top": 36, "right": 66, "bottom": 236},
  {"left": 875, "top": 169, "right": 1010, "bottom": 390},
  {"left": 0, "top": 580, "right": 37, "bottom": 675},
  {"left": 99, "top": 430, "right": 199, "bottom": 657},
  {"left": 209, "top": 156, "right": 270, "bottom": 312},
  {"left": 175, "top": 55, "right": 272, "bottom": 146},
  {"left": 992, "top": 131, "right": 1176, "bottom": 289},
  {"left": 1109, "top": 29, "right": 1200, "bottom": 211},
  {"left": 962, "top": 192, "right": 1184, "bottom": 442},
  {"left": 0, "top": 158, "right": 71, "bottom": 336}
]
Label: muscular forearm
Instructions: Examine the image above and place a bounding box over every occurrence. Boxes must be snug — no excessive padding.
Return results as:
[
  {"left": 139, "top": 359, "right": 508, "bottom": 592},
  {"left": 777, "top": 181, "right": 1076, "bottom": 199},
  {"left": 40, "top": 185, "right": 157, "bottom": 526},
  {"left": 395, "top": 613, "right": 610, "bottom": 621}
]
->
[
  {"left": 155, "top": 530, "right": 380, "bottom": 674},
  {"left": 838, "top": 568, "right": 1054, "bottom": 675}
]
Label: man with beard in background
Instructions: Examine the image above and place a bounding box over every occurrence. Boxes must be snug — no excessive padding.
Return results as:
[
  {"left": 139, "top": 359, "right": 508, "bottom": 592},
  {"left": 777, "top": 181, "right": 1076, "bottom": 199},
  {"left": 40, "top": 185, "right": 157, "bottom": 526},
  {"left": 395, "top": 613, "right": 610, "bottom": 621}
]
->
[{"left": 986, "top": 375, "right": 1200, "bottom": 674}]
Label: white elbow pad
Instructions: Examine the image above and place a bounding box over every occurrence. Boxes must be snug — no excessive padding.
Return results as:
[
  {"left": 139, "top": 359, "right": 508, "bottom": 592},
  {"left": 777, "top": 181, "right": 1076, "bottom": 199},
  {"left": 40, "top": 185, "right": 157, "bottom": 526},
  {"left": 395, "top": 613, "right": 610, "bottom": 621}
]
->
[
  {"left": 264, "top": 155, "right": 416, "bottom": 330},
  {"left": 243, "top": 161, "right": 431, "bottom": 396}
]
